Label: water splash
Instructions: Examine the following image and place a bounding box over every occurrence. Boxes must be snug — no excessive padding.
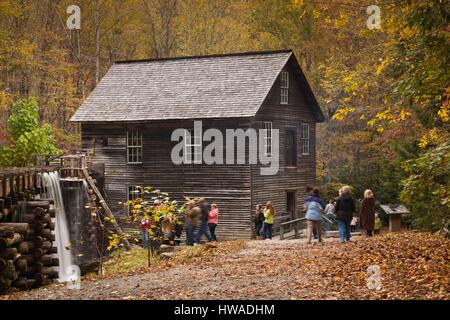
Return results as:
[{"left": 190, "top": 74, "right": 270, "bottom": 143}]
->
[{"left": 41, "top": 171, "right": 76, "bottom": 283}]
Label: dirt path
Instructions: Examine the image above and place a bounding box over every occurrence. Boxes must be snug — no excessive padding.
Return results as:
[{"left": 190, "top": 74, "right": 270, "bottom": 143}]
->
[{"left": 2, "top": 232, "right": 449, "bottom": 300}]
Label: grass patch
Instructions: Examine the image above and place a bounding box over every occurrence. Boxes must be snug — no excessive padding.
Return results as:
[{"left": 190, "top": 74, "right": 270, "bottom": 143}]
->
[
  {"left": 85, "top": 240, "right": 247, "bottom": 279},
  {"left": 102, "top": 246, "right": 151, "bottom": 276}
]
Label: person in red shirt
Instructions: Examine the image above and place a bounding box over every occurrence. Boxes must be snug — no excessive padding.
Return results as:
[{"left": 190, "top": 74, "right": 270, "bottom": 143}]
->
[{"left": 140, "top": 217, "right": 151, "bottom": 248}]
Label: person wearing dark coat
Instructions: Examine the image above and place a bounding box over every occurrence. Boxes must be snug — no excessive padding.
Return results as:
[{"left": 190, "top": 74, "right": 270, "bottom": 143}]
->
[
  {"left": 254, "top": 204, "right": 265, "bottom": 239},
  {"left": 334, "top": 186, "right": 355, "bottom": 242},
  {"left": 184, "top": 200, "right": 200, "bottom": 246},
  {"left": 359, "top": 189, "right": 376, "bottom": 237}
]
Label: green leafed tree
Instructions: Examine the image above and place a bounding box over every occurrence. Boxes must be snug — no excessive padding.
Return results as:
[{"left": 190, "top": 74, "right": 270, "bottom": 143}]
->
[
  {"left": 400, "top": 142, "right": 450, "bottom": 232},
  {"left": 0, "top": 97, "right": 61, "bottom": 167}
]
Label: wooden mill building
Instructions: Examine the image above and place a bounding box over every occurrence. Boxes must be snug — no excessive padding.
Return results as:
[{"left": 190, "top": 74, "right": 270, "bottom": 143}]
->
[{"left": 71, "top": 50, "right": 324, "bottom": 240}]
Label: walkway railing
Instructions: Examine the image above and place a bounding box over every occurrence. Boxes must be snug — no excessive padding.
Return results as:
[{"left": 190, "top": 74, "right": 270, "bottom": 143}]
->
[
  {"left": 279, "top": 217, "right": 307, "bottom": 240},
  {"left": 278, "top": 215, "right": 337, "bottom": 240}
]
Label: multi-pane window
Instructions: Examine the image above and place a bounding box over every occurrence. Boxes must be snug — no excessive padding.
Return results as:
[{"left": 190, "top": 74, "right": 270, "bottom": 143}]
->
[
  {"left": 185, "top": 129, "right": 202, "bottom": 164},
  {"left": 127, "top": 185, "right": 142, "bottom": 215},
  {"left": 128, "top": 185, "right": 143, "bottom": 201},
  {"left": 127, "top": 131, "right": 143, "bottom": 164},
  {"left": 280, "top": 71, "right": 289, "bottom": 104},
  {"left": 301, "top": 123, "right": 310, "bottom": 156},
  {"left": 263, "top": 122, "right": 273, "bottom": 157}
]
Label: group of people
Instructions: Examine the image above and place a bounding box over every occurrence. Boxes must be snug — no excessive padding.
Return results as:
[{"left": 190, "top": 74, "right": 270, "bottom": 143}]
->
[
  {"left": 139, "top": 199, "right": 184, "bottom": 248},
  {"left": 140, "top": 187, "right": 383, "bottom": 247},
  {"left": 139, "top": 198, "right": 219, "bottom": 248},
  {"left": 184, "top": 198, "right": 219, "bottom": 246},
  {"left": 254, "top": 201, "right": 276, "bottom": 240},
  {"left": 304, "top": 186, "right": 382, "bottom": 243}
]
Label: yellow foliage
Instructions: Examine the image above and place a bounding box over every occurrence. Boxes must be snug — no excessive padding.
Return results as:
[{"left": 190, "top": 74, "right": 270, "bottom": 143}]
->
[
  {"left": 334, "top": 13, "right": 349, "bottom": 28},
  {"left": 107, "top": 234, "right": 122, "bottom": 251},
  {"left": 399, "top": 26, "right": 417, "bottom": 40},
  {"left": 313, "top": 9, "right": 321, "bottom": 19},
  {"left": 400, "top": 110, "right": 412, "bottom": 121},
  {"left": 332, "top": 108, "right": 355, "bottom": 121},
  {"left": 376, "top": 57, "right": 392, "bottom": 75},
  {"left": 375, "top": 108, "right": 394, "bottom": 121},
  {"left": 367, "top": 119, "right": 376, "bottom": 127},
  {"left": 437, "top": 93, "right": 449, "bottom": 122},
  {"left": 418, "top": 129, "right": 439, "bottom": 148},
  {"left": 292, "top": 0, "right": 304, "bottom": 7},
  {"left": 419, "top": 128, "right": 439, "bottom": 148}
]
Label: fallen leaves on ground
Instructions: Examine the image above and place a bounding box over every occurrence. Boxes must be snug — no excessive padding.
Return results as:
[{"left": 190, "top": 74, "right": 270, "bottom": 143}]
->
[{"left": 1, "top": 231, "right": 448, "bottom": 300}]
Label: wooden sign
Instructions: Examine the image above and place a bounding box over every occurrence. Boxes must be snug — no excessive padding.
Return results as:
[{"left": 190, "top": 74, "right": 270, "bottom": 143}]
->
[
  {"left": 380, "top": 204, "right": 409, "bottom": 215},
  {"left": 380, "top": 204, "right": 409, "bottom": 232}
]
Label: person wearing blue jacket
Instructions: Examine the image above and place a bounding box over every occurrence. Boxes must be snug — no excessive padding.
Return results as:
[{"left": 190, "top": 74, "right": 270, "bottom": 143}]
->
[{"left": 304, "top": 188, "right": 326, "bottom": 244}]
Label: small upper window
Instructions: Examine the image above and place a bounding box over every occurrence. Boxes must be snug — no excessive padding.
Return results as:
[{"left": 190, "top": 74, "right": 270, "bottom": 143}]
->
[
  {"left": 263, "top": 122, "right": 273, "bottom": 157},
  {"left": 127, "top": 131, "right": 143, "bottom": 164},
  {"left": 185, "top": 129, "right": 202, "bottom": 164},
  {"left": 301, "top": 123, "right": 310, "bottom": 156},
  {"left": 280, "top": 71, "right": 289, "bottom": 104}
]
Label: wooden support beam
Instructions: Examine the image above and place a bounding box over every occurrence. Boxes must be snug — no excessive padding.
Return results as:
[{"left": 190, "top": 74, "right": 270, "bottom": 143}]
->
[
  {"left": 389, "top": 214, "right": 402, "bottom": 232},
  {"left": 81, "top": 168, "right": 130, "bottom": 250}
]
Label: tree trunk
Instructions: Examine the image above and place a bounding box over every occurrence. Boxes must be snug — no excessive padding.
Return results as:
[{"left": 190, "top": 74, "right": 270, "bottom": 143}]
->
[{"left": 95, "top": 0, "right": 101, "bottom": 85}]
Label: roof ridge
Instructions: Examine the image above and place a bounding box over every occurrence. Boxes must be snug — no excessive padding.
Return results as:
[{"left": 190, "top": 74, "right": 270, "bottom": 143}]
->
[{"left": 114, "top": 49, "right": 293, "bottom": 64}]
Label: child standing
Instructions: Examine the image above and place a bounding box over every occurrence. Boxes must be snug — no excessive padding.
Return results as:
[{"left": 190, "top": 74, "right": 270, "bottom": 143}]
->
[
  {"left": 374, "top": 213, "right": 382, "bottom": 235},
  {"left": 350, "top": 216, "right": 358, "bottom": 233},
  {"left": 140, "top": 216, "right": 151, "bottom": 248},
  {"left": 208, "top": 204, "right": 219, "bottom": 242}
]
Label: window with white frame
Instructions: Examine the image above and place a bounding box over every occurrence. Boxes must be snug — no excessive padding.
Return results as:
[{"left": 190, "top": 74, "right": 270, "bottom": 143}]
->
[
  {"left": 185, "top": 129, "right": 202, "bottom": 164},
  {"left": 263, "top": 122, "right": 273, "bottom": 156},
  {"left": 127, "top": 185, "right": 143, "bottom": 201},
  {"left": 127, "top": 185, "right": 142, "bottom": 215},
  {"left": 280, "top": 71, "right": 289, "bottom": 104},
  {"left": 301, "top": 123, "right": 310, "bottom": 155},
  {"left": 127, "top": 131, "right": 143, "bottom": 164}
]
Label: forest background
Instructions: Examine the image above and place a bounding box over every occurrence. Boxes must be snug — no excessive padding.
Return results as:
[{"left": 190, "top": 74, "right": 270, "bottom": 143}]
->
[{"left": 0, "top": 0, "right": 448, "bottom": 231}]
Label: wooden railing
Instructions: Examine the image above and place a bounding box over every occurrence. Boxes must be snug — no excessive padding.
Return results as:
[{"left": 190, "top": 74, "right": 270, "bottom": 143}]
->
[
  {"left": 272, "top": 212, "right": 292, "bottom": 236},
  {"left": 279, "top": 217, "right": 307, "bottom": 240}
]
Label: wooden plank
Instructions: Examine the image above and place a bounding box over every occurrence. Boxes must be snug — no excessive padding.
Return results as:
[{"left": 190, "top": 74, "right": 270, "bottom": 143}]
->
[{"left": 81, "top": 168, "right": 131, "bottom": 249}]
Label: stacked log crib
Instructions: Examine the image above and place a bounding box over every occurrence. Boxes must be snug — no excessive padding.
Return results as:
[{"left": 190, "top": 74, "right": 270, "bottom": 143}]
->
[{"left": 0, "top": 200, "right": 59, "bottom": 292}]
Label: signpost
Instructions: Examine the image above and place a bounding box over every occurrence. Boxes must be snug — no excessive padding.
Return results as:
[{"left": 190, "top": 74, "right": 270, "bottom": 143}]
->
[{"left": 380, "top": 204, "right": 410, "bottom": 232}]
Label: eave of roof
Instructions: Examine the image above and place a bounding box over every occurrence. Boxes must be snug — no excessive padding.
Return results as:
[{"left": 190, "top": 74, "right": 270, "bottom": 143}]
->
[
  {"left": 114, "top": 49, "right": 294, "bottom": 64},
  {"left": 70, "top": 49, "right": 324, "bottom": 123}
]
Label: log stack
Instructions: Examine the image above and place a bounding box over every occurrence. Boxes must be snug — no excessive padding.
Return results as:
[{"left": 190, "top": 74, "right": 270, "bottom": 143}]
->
[
  {"left": 0, "top": 200, "right": 59, "bottom": 292},
  {"left": 0, "top": 223, "right": 25, "bottom": 291}
]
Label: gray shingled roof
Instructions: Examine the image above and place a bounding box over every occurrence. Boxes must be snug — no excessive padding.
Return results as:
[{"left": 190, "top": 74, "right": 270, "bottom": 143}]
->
[{"left": 70, "top": 50, "right": 322, "bottom": 122}]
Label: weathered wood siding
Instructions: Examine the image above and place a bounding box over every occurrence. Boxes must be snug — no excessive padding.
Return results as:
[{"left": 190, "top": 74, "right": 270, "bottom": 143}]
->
[
  {"left": 250, "top": 58, "right": 317, "bottom": 233},
  {"left": 81, "top": 119, "right": 253, "bottom": 240},
  {"left": 80, "top": 58, "right": 319, "bottom": 240}
]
